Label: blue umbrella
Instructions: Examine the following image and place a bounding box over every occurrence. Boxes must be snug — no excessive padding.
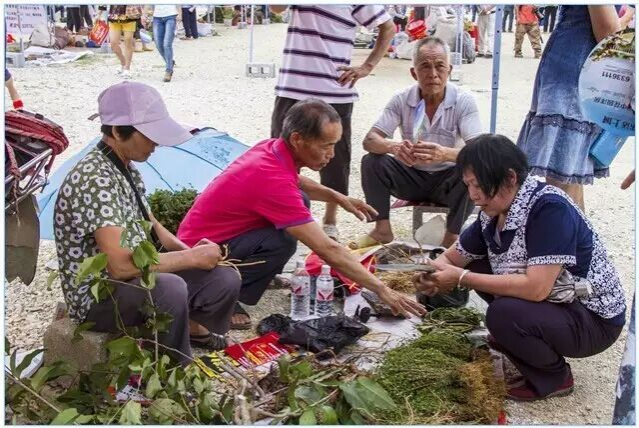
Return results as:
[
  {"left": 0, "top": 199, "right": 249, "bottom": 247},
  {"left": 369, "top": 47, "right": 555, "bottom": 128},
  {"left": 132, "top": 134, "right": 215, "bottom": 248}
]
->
[{"left": 37, "top": 128, "right": 249, "bottom": 240}]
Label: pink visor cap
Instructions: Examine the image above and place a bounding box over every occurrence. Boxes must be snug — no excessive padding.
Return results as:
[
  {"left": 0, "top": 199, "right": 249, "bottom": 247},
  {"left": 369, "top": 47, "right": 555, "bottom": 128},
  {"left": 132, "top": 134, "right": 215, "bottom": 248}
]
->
[{"left": 97, "top": 81, "right": 192, "bottom": 147}]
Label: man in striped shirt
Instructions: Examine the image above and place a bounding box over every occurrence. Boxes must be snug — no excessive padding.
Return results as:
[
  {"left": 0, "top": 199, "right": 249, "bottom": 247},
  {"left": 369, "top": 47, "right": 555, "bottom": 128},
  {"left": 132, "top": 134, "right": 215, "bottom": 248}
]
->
[{"left": 269, "top": 5, "right": 395, "bottom": 241}]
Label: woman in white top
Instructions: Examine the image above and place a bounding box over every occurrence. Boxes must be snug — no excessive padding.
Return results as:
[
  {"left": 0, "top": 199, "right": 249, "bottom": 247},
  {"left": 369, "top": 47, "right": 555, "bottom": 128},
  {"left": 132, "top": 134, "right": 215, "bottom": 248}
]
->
[{"left": 151, "top": 5, "right": 180, "bottom": 82}]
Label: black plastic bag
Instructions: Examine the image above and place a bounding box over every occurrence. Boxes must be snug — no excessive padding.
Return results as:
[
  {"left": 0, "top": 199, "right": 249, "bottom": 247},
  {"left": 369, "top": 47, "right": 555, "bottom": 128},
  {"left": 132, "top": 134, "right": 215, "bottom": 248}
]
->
[
  {"left": 256, "top": 314, "right": 292, "bottom": 336},
  {"left": 278, "top": 314, "right": 370, "bottom": 356}
]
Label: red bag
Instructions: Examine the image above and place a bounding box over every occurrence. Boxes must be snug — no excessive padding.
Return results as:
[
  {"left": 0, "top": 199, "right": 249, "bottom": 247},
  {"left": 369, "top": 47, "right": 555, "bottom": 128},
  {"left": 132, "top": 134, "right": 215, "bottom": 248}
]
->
[
  {"left": 304, "top": 246, "right": 380, "bottom": 295},
  {"left": 407, "top": 19, "right": 427, "bottom": 40},
  {"left": 89, "top": 19, "right": 109, "bottom": 46}
]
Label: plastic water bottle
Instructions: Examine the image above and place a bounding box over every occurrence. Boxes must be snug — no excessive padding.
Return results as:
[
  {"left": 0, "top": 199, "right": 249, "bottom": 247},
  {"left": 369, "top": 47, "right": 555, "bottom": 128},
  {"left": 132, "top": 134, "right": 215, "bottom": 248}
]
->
[
  {"left": 290, "top": 260, "right": 311, "bottom": 320},
  {"left": 315, "top": 265, "right": 334, "bottom": 317}
]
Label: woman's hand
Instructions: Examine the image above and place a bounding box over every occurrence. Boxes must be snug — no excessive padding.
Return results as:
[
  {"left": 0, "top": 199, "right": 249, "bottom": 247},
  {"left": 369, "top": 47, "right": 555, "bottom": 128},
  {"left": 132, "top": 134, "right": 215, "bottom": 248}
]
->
[{"left": 413, "top": 259, "right": 464, "bottom": 295}]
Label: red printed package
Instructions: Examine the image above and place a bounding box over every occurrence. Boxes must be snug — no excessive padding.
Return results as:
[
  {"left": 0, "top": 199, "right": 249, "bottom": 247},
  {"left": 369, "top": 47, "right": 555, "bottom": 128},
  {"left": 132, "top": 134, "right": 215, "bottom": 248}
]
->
[{"left": 224, "top": 332, "right": 295, "bottom": 368}]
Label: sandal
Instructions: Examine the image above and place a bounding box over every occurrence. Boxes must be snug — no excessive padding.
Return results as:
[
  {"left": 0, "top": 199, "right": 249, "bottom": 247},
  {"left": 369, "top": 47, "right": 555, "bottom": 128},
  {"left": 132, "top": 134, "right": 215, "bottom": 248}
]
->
[
  {"left": 189, "top": 332, "right": 229, "bottom": 351},
  {"left": 348, "top": 234, "right": 382, "bottom": 250},
  {"left": 322, "top": 224, "right": 340, "bottom": 241},
  {"left": 230, "top": 303, "right": 252, "bottom": 330}
]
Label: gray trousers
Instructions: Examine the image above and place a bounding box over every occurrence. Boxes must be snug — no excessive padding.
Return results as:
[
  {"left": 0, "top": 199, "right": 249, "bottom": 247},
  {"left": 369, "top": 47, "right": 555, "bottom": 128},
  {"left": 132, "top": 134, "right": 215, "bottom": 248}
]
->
[
  {"left": 361, "top": 153, "right": 474, "bottom": 234},
  {"left": 86, "top": 266, "right": 241, "bottom": 367}
]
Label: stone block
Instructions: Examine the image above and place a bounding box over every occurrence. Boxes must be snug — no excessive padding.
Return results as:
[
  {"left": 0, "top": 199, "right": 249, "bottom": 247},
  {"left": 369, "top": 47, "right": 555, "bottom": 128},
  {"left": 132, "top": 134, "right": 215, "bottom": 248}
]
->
[
  {"left": 43, "top": 317, "right": 114, "bottom": 373},
  {"left": 245, "top": 63, "right": 276, "bottom": 78}
]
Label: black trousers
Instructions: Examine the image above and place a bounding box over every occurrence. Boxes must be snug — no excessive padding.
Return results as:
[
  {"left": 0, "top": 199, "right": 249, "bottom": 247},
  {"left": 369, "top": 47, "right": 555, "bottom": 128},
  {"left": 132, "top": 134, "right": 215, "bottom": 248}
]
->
[
  {"left": 80, "top": 5, "right": 93, "bottom": 28},
  {"left": 271, "top": 96, "right": 353, "bottom": 196},
  {"left": 85, "top": 267, "right": 241, "bottom": 367},
  {"left": 468, "top": 260, "right": 623, "bottom": 396},
  {"left": 182, "top": 7, "right": 198, "bottom": 39},
  {"left": 66, "top": 8, "right": 82, "bottom": 33},
  {"left": 393, "top": 16, "right": 408, "bottom": 31},
  {"left": 542, "top": 6, "right": 558, "bottom": 33},
  {"left": 361, "top": 153, "right": 474, "bottom": 234}
]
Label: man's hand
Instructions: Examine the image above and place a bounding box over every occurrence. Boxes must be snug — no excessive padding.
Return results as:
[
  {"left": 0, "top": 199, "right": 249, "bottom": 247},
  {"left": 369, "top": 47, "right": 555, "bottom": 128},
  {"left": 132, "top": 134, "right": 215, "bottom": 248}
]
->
[
  {"left": 336, "top": 196, "right": 378, "bottom": 221},
  {"left": 395, "top": 140, "right": 417, "bottom": 167},
  {"left": 621, "top": 170, "right": 635, "bottom": 190},
  {"left": 194, "top": 238, "right": 216, "bottom": 247},
  {"left": 412, "top": 141, "right": 450, "bottom": 165},
  {"left": 189, "top": 243, "right": 222, "bottom": 270},
  {"left": 378, "top": 287, "right": 427, "bottom": 318},
  {"left": 336, "top": 63, "right": 373, "bottom": 88},
  {"left": 413, "top": 259, "right": 464, "bottom": 295}
]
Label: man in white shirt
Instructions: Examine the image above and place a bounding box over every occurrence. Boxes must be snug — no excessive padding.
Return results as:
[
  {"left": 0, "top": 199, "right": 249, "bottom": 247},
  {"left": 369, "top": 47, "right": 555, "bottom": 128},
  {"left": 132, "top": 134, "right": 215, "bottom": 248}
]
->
[
  {"left": 269, "top": 5, "right": 395, "bottom": 241},
  {"left": 355, "top": 37, "right": 483, "bottom": 249},
  {"left": 477, "top": 4, "right": 496, "bottom": 57}
]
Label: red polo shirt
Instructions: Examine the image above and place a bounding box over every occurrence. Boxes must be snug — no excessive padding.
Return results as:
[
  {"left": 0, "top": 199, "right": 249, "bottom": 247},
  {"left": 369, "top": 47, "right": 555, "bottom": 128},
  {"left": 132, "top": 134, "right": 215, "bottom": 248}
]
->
[{"left": 177, "top": 138, "right": 314, "bottom": 245}]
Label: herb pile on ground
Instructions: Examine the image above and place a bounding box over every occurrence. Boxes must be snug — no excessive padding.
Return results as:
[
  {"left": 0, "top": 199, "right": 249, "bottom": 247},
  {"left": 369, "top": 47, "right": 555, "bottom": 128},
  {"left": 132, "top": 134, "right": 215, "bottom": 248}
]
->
[{"left": 375, "top": 307, "right": 505, "bottom": 424}]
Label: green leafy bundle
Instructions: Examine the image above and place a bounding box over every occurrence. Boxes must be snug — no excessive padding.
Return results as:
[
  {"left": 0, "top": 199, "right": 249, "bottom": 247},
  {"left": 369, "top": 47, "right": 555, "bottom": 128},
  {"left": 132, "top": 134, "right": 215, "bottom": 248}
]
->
[
  {"left": 259, "top": 355, "right": 397, "bottom": 425},
  {"left": 147, "top": 188, "right": 198, "bottom": 235}
]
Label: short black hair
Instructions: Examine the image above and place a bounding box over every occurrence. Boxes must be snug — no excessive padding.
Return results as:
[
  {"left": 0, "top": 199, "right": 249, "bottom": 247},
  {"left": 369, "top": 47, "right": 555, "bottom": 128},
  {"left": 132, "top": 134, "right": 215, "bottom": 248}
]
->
[
  {"left": 457, "top": 134, "right": 529, "bottom": 198},
  {"left": 100, "top": 125, "right": 137, "bottom": 140},
  {"left": 280, "top": 98, "right": 341, "bottom": 142}
]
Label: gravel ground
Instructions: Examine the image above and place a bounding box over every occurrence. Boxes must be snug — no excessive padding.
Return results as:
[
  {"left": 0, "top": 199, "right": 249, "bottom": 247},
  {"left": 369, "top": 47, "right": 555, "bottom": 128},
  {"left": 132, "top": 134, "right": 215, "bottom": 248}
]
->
[{"left": 5, "top": 23, "right": 635, "bottom": 424}]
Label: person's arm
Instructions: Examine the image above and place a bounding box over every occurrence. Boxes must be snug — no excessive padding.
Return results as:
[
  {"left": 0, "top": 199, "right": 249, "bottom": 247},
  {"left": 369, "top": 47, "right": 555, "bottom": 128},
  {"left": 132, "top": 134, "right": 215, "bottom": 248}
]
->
[
  {"left": 363, "top": 128, "right": 402, "bottom": 155},
  {"left": 621, "top": 170, "right": 635, "bottom": 189},
  {"left": 363, "top": 93, "right": 417, "bottom": 166},
  {"left": 298, "top": 176, "right": 378, "bottom": 221},
  {"left": 418, "top": 197, "right": 577, "bottom": 302},
  {"left": 337, "top": 19, "right": 395, "bottom": 88},
  {"left": 94, "top": 226, "right": 222, "bottom": 281},
  {"left": 286, "top": 222, "right": 426, "bottom": 317},
  {"left": 619, "top": 7, "right": 635, "bottom": 30},
  {"left": 269, "top": 5, "right": 288, "bottom": 14},
  {"left": 514, "top": 6, "right": 519, "bottom": 21},
  {"left": 4, "top": 76, "right": 23, "bottom": 109},
  {"left": 412, "top": 94, "right": 482, "bottom": 165},
  {"left": 417, "top": 260, "right": 562, "bottom": 302},
  {"left": 588, "top": 5, "right": 621, "bottom": 42},
  {"left": 149, "top": 213, "right": 189, "bottom": 252}
]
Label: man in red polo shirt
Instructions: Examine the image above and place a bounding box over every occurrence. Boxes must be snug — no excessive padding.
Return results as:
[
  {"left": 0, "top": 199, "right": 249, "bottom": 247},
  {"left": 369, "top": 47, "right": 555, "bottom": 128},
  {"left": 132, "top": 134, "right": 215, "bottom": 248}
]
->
[{"left": 178, "top": 99, "right": 425, "bottom": 329}]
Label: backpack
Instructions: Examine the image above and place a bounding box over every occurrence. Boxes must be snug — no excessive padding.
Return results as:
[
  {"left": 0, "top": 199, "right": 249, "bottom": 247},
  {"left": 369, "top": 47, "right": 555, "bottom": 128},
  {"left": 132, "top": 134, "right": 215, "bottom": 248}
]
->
[
  {"left": 28, "top": 25, "right": 70, "bottom": 50},
  {"left": 5, "top": 110, "right": 70, "bottom": 205},
  {"left": 53, "top": 26, "right": 71, "bottom": 50},
  {"left": 463, "top": 31, "right": 476, "bottom": 63}
]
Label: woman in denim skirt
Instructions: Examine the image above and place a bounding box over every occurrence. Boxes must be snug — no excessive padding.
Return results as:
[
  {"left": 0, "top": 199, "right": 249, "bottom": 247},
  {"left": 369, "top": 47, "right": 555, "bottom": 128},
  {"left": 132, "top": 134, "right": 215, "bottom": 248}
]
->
[{"left": 516, "top": 6, "right": 620, "bottom": 210}]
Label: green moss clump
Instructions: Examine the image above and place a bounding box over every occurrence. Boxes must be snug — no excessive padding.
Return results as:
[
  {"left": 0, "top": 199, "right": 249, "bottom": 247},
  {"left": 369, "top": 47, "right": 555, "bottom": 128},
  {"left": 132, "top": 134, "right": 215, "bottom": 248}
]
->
[
  {"left": 376, "top": 347, "right": 465, "bottom": 418},
  {"left": 411, "top": 330, "right": 473, "bottom": 361},
  {"left": 372, "top": 307, "right": 505, "bottom": 424}
]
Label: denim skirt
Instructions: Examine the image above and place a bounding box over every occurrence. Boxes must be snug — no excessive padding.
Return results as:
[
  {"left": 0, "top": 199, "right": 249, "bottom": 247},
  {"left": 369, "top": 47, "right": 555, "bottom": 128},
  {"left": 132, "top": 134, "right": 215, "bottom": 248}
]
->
[{"left": 516, "top": 6, "right": 608, "bottom": 185}]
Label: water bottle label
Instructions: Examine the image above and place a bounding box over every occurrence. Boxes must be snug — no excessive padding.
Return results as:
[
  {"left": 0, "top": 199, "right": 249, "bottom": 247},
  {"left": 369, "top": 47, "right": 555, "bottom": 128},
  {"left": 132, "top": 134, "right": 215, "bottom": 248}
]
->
[{"left": 316, "top": 290, "right": 333, "bottom": 301}]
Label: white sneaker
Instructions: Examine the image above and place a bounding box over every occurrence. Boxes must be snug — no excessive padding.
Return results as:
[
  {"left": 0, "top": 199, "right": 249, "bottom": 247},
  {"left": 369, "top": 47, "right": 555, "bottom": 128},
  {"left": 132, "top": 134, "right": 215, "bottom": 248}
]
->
[
  {"left": 115, "top": 67, "right": 123, "bottom": 75},
  {"left": 121, "top": 69, "right": 132, "bottom": 79}
]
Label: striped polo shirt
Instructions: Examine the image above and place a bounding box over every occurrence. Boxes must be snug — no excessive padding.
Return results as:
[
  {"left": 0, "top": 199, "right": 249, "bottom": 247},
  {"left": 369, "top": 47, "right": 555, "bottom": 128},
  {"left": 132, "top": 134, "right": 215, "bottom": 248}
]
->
[{"left": 275, "top": 5, "right": 391, "bottom": 104}]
